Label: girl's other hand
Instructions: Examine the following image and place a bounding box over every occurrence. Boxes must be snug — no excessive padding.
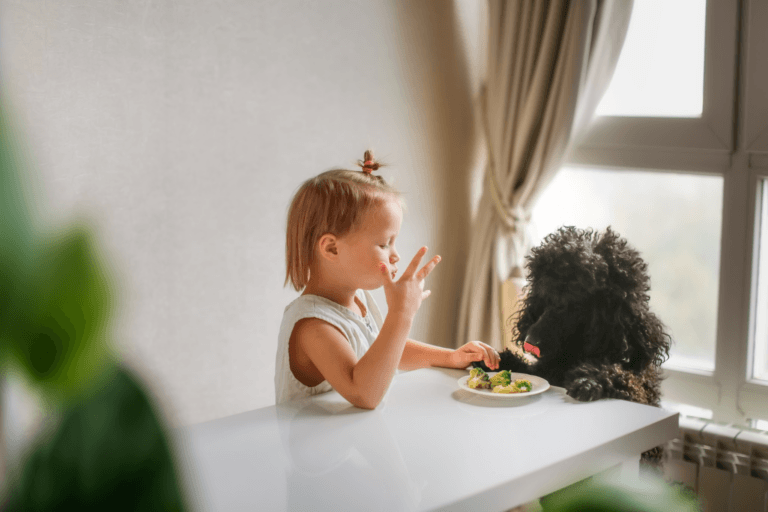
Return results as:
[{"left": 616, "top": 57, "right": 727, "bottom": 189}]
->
[
  {"left": 380, "top": 246, "right": 440, "bottom": 322},
  {"left": 449, "top": 341, "right": 500, "bottom": 370}
]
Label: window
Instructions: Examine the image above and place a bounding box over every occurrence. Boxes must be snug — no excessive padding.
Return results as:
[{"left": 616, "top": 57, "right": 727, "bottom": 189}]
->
[{"left": 532, "top": 0, "right": 768, "bottom": 426}]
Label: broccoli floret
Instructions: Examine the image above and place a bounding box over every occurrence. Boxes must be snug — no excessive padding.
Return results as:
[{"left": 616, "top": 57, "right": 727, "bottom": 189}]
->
[
  {"left": 469, "top": 367, "right": 489, "bottom": 380},
  {"left": 489, "top": 370, "right": 511, "bottom": 388},
  {"left": 514, "top": 379, "right": 533, "bottom": 392},
  {"left": 468, "top": 376, "right": 492, "bottom": 389},
  {"left": 492, "top": 384, "right": 521, "bottom": 394}
]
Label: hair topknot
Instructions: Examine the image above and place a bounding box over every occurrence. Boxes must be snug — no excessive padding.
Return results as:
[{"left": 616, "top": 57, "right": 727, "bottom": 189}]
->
[{"left": 357, "top": 149, "right": 384, "bottom": 174}]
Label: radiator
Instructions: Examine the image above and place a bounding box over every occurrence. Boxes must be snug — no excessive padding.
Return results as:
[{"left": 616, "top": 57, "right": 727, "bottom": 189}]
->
[{"left": 664, "top": 416, "right": 768, "bottom": 512}]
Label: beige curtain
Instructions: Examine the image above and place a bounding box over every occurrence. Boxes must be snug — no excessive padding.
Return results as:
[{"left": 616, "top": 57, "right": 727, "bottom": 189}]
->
[{"left": 456, "top": 0, "right": 633, "bottom": 351}]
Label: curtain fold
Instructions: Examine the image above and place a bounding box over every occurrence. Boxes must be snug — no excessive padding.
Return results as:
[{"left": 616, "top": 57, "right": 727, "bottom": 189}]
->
[{"left": 456, "top": 0, "right": 633, "bottom": 350}]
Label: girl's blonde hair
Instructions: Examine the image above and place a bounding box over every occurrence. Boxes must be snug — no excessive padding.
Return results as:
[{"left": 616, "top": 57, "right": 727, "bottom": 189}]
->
[{"left": 285, "top": 150, "right": 402, "bottom": 291}]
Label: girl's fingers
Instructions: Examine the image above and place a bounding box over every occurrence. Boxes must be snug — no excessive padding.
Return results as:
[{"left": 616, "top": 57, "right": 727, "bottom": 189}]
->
[
  {"left": 421, "top": 290, "right": 431, "bottom": 300},
  {"left": 481, "top": 347, "right": 493, "bottom": 368},
  {"left": 489, "top": 349, "right": 500, "bottom": 369},
  {"left": 490, "top": 347, "right": 500, "bottom": 368},
  {"left": 379, "top": 262, "right": 393, "bottom": 283},
  {"left": 472, "top": 349, "right": 490, "bottom": 368},
  {"left": 474, "top": 341, "right": 500, "bottom": 368},
  {"left": 471, "top": 341, "right": 498, "bottom": 369},
  {"left": 416, "top": 255, "right": 441, "bottom": 280},
  {"left": 401, "top": 246, "right": 427, "bottom": 280}
]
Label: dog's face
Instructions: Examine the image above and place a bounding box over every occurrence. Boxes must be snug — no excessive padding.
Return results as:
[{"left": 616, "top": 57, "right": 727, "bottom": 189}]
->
[{"left": 514, "top": 226, "right": 670, "bottom": 371}]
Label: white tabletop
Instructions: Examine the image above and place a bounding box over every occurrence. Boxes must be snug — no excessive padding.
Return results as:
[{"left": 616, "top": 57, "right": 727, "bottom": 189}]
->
[{"left": 175, "top": 367, "right": 679, "bottom": 512}]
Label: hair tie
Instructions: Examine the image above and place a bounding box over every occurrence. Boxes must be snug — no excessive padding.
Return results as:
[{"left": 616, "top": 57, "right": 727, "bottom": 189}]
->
[{"left": 358, "top": 151, "right": 382, "bottom": 174}]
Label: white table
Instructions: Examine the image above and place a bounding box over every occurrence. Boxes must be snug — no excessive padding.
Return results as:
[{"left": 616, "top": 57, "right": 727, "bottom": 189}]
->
[{"left": 175, "top": 367, "right": 679, "bottom": 512}]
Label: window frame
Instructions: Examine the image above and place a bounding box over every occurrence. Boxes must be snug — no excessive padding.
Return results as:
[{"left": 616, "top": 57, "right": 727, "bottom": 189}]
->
[
  {"left": 561, "top": 0, "right": 768, "bottom": 425},
  {"left": 573, "top": 0, "right": 737, "bottom": 155},
  {"left": 742, "top": 166, "right": 768, "bottom": 422}
]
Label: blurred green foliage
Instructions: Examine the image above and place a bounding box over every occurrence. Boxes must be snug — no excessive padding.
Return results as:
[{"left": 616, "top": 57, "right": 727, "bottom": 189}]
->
[
  {"left": 3, "top": 367, "right": 186, "bottom": 511},
  {"left": 5, "top": 225, "right": 113, "bottom": 402},
  {"left": 0, "top": 101, "right": 35, "bottom": 377},
  {"left": 540, "top": 474, "right": 701, "bottom": 512},
  {"left": 0, "top": 96, "right": 187, "bottom": 508}
]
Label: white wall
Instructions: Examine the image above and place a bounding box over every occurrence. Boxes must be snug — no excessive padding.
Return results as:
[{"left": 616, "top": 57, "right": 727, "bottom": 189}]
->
[{"left": 0, "top": 0, "right": 485, "bottom": 442}]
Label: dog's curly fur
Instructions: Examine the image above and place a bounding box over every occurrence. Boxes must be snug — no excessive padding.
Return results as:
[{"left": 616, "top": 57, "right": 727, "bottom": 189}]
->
[{"left": 475, "top": 226, "right": 671, "bottom": 466}]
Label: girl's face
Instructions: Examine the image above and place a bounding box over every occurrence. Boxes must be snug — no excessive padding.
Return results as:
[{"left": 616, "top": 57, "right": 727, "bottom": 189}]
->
[{"left": 337, "top": 197, "right": 402, "bottom": 290}]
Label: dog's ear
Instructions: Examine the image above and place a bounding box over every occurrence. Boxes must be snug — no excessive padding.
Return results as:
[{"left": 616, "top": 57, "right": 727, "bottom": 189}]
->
[
  {"left": 585, "top": 305, "right": 628, "bottom": 362},
  {"left": 513, "top": 294, "right": 543, "bottom": 345},
  {"left": 645, "top": 312, "right": 672, "bottom": 367},
  {"left": 623, "top": 335, "right": 650, "bottom": 371},
  {"left": 624, "top": 312, "right": 671, "bottom": 370}
]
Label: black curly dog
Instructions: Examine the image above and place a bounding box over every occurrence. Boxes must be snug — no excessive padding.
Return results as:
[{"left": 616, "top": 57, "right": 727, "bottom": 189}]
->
[{"left": 474, "top": 226, "right": 671, "bottom": 467}]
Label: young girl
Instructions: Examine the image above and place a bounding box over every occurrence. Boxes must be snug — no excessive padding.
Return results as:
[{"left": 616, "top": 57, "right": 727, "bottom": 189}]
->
[{"left": 275, "top": 150, "right": 501, "bottom": 408}]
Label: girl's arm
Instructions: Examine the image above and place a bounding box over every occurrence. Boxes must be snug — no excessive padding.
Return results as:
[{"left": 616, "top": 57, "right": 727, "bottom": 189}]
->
[
  {"left": 399, "top": 339, "right": 452, "bottom": 371},
  {"left": 399, "top": 339, "right": 500, "bottom": 371},
  {"left": 293, "top": 312, "right": 412, "bottom": 410},
  {"left": 296, "top": 326, "right": 502, "bottom": 408},
  {"left": 296, "top": 247, "right": 438, "bottom": 410}
]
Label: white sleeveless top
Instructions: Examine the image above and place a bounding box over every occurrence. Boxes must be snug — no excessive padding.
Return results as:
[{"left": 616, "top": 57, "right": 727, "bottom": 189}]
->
[{"left": 274, "top": 290, "right": 384, "bottom": 404}]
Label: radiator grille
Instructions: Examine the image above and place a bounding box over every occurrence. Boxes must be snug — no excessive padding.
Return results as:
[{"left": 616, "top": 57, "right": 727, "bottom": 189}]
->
[{"left": 664, "top": 416, "right": 768, "bottom": 512}]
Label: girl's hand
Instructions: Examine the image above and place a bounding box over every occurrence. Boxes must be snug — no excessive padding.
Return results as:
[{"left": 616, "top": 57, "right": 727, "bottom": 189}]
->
[
  {"left": 380, "top": 246, "right": 440, "bottom": 322},
  {"left": 449, "top": 341, "right": 500, "bottom": 370}
]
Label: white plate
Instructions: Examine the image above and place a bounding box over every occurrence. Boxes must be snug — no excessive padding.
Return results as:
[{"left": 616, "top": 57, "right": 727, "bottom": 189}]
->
[{"left": 457, "top": 372, "right": 550, "bottom": 398}]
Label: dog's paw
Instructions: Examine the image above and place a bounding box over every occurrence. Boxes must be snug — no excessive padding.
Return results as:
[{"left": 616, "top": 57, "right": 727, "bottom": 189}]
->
[
  {"left": 567, "top": 377, "right": 604, "bottom": 402},
  {"left": 641, "top": 445, "right": 664, "bottom": 465}
]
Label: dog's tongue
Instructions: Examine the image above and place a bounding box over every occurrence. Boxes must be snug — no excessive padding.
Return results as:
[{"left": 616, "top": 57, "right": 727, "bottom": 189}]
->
[{"left": 523, "top": 342, "right": 541, "bottom": 357}]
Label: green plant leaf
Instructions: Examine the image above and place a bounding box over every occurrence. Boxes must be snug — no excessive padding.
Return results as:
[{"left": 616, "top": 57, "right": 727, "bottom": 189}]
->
[
  {"left": 5, "top": 223, "right": 114, "bottom": 402},
  {"left": 2, "top": 365, "right": 188, "bottom": 511},
  {"left": 0, "top": 98, "right": 36, "bottom": 363}
]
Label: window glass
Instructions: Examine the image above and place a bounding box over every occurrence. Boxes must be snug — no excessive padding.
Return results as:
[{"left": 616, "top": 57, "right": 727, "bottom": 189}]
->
[
  {"left": 595, "top": 0, "right": 706, "bottom": 118},
  {"left": 752, "top": 180, "right": 768, "bottom": 382},
  {"left": 531, "top": 167, "right": 723, "bottom": 371}
]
